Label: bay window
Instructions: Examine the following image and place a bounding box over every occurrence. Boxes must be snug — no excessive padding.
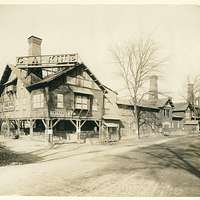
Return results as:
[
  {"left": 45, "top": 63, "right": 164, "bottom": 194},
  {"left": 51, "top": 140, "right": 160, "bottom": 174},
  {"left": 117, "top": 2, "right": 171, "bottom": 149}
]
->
[{"left": 75, "top": 95, "right": 89, "bottom": 110}]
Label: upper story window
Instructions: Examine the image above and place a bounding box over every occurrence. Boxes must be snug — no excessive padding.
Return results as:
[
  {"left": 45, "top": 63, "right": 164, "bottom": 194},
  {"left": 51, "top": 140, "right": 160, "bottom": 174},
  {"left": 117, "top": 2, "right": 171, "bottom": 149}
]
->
[
  {"left": 3, "top": 101, "right": 14, "bottom": 112},
  {"left": 57, "top": 94, "right": 64, "bottom": 108},
  {"left": 5, "top": 85, "right": 16, "bottom": 93},
  {"left": 104, "top": 98, "right": 111, "bottom": 110},
  {"left": 84, "top": 79, "right": 92, "bottom": 88},
  {"left": 66, "top": 75, "right": 93, "bottom": 89},
  {"left": 75, "top": 95, "right": 89, "bottom": 110},
  {"left": 185, "top": 110, "right": 191, "bottom": 119},
  {"left": 67, "top": 76, "right": 76, "bottom": 85},
  {"left": 163, "top": 109, "right": 170, "bottom": 118},
  {"left": 2, "top": 93, "right": 15, "bottom": 112},
  {"left": 33, "top": 93, "right": 44, "bottom": 109},
  {"left": 92, "top": 97, "right": 98, "bottom": 111}
]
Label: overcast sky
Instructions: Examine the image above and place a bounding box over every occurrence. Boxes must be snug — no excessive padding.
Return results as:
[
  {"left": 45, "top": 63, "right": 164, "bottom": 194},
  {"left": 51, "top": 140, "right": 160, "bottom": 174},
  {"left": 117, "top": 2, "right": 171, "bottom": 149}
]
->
[{"left": 0, "top": 4, "right": 200, "bottom": 101}]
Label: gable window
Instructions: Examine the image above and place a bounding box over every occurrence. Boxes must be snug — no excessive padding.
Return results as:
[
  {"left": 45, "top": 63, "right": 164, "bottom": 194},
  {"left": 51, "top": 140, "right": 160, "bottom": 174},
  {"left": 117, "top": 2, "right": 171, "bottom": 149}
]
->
[
  {"left": 75, "top": 95, "right": 89, "bottom": 110},
  {"left": 66, "top": 76, "right": 76, "bottom": 85},
  {"left": 57, "top": 94, "right": 64, "bottom": 108},
  {"left": 33, "top": 94, "right": 44, "bottom": 109},
  {"left": 84, "top": 79, "right": 92, "bottom": 88}
]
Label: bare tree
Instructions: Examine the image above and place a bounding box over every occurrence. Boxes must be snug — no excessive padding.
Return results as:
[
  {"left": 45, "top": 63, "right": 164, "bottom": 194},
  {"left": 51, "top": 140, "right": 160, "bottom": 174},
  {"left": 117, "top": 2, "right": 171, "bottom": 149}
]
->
[{"left": 112, "top": 37, "right": 164, "bottom": 138}]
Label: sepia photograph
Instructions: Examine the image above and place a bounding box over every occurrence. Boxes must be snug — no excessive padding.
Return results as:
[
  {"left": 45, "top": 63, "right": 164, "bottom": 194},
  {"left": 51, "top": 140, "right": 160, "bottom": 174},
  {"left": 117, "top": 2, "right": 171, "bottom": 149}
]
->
[{"left": 0, "top": 1, "right": 199, "bottom": 198}]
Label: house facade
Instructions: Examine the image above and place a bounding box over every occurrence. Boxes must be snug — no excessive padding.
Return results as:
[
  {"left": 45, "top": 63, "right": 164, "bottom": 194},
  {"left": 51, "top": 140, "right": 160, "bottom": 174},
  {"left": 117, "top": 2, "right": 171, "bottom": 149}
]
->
[
  {"left": 172, "top": 102, "right": 199, "bottom": 133},
  {"left": 0, "top": 36, "right": 124, "bottom": 143}
]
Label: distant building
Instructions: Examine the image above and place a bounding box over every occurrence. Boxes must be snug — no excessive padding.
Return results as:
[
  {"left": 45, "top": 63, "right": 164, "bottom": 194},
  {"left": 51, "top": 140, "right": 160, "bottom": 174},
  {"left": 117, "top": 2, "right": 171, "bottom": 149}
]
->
[
  {"left": 116, "top": 75, "right": 174, "bottom": 138},
  {"left": 172, "top": 83, "right": 200, "bottom": 133}
]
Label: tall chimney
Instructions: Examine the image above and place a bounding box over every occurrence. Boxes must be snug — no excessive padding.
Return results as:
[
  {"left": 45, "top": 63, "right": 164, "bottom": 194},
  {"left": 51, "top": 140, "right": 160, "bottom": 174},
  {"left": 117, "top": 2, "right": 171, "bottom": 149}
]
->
[
  {"left": 149, "top": 75, "right": 158, "bottom": 104},
  {"left": 28, "top": 35, "right": 42, "bottom": 56},
  {"left": 187, "top": 83, "right": 194, "bottom": 104},
  {"left": 27, "top": 35, "right": 43, "bottom": 79}
]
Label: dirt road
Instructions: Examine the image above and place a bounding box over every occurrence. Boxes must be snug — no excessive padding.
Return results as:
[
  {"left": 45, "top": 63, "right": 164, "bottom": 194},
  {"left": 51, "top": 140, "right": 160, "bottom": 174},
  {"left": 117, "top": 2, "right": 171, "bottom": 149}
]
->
[{"left": 0, "top": 135, "right": 199, "bottom": 196}]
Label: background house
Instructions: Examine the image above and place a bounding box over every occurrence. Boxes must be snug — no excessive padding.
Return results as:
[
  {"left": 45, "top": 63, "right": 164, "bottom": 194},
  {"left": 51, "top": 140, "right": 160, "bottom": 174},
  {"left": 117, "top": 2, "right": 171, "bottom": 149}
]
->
[
  {"left": 172, "top": 83, "right": 200, "bottom": 133},
  {"left": 117, "top": 75, "right": 174, "bottom": 138}
]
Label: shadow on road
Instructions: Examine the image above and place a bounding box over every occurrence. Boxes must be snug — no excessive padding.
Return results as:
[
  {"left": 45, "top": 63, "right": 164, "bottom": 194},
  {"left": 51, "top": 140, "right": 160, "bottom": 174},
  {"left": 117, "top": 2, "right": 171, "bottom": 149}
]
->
[
  {"left": 0, "top": 144, "right": 41, "bottom": 166},
  {"left": 103, "top": 136, "right": 200, "bottom": 179}
]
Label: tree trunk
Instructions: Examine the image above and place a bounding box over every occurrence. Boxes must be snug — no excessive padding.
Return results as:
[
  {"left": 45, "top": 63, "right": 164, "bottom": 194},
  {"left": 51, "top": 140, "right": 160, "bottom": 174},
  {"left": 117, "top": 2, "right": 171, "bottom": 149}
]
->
[{"left": 134, "top": 104, "right": 140, "bottom": 139}]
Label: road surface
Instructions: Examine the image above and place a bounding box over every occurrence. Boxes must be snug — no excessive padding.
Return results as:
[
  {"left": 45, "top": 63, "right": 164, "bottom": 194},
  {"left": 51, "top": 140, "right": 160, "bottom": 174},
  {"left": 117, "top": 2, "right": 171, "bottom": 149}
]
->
[{"left": 0, "top": 135, "right": 199, "bottom": 196}]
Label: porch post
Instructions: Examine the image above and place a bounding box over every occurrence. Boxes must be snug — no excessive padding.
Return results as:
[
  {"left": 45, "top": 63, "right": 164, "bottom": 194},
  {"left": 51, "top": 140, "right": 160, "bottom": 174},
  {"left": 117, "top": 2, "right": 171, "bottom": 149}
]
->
[
  {"left": 7, "top": 120, "right": 11, "bottom": 137},
  {"left": 16, "top": 120, "right": 20, "bottom": 135},
  {"left": 99, "top": 121, "right": 103, "bottom": 144},
  {"left": 45, "top": 119, "right": 51, "bottom": 143},
  {"left": 50, "top": 119, "right": 53, "bottom": 143},
  {"left": 29, "top": 119, "right": 34, "bottom": 137},
  {"left": 75, "top": 120, "right": 81, "bottom": 142},
  {"left": 78, "top": 120, "right": 81, "bottom": 142}
]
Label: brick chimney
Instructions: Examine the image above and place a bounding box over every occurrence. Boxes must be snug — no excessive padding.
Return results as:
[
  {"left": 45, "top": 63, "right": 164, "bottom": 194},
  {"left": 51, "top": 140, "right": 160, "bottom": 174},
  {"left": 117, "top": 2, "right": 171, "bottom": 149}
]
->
[
  {"left": 187, "top": 83, "right": 194, "bottom": 104},
  {"left": 148, "top": 75, "right": 158, "bottom": 104},
  {"left": 28, "top": 35, "right": 42, "bottom": 56},
  {"left": 27, "top": 35, "right": 43, "bottom": 78}
]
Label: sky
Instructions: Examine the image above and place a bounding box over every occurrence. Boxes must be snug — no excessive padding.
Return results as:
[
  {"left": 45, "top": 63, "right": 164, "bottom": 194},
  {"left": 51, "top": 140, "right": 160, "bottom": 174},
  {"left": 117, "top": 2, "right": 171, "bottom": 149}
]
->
[{"left": 0, "top": 4, "right": 200, "bottom": 101}]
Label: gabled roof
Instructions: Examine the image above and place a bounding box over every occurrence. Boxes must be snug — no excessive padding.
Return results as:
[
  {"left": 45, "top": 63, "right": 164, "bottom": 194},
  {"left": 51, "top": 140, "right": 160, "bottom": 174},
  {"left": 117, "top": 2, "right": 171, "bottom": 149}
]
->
[
  {"left": 4, "top": 77, "right": 17, "bottom": 86},
  {"left": 0, "top": 65, "right": 12, "bottom": 85},
  {"left": 103, "top": 85, "right": 118, "bottom": 95},
  {"left": 156, "top": 98, "right": 174, "bottom": 108},
  {"left": 26, "top": 66, "right": 76, "bottom": 90},
  {"left": 117, "top": 98, "right": 159, "bottom": 111},
  {"left": 0, "top": 62, "right": 108, "bottom": 94},
  {"left": 81, "top": 63, "right": 107, "bottom": 93},
  {"left": 0, "top": 65, "right": 15, "bottom": 94},
  {"left": 172, "top": 112, "right": 185, "bottom": 119},
  {"left": 117, "top": 96, "right": 174, "bottom": 112},
  {"left": 26, "top": 63, "right": 107, "bottom": 92},
  {"left": 173, "top": 102, "right": 189, "bottom": 112}
]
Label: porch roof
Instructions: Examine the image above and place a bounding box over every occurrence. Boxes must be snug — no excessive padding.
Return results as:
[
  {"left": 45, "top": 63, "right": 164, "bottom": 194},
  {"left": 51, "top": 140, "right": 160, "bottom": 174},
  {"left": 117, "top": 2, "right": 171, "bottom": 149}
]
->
[
  {"left": 184, "top": 120, "right": 199, "bottom": 125},
  {"left": 103, "top": 115, "right": 121, "bottom": 120},
  {"left": 103, "top": 122, "right": 119, "bottom": 128},
  {"left": 69, "top": 85, "right": 93, "bottom": 95}
]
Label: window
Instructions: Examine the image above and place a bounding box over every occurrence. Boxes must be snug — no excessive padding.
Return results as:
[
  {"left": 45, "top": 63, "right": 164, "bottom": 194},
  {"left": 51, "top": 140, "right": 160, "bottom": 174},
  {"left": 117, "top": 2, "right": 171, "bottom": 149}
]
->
[
  {"left": 3, "top": 101, "right": 14, "bottom": 111},
  {"left": 166, "top": 109, "right": 170, "bottom": 118},
  {"left": 104, "top": 99, "right": 110, "bottom": 110},
  {"left": 92, "top": 98, "right": 98, "bottom": 111},
  {"left": 67, "top": 76, "right": 76, "bottom": 85},
  {"left": 84, "top": 80, "right": 92, "bottom": 88},
  {"left": 77, "top": 78, "right": 84, "bottom": 87},
  {"left": 163, "top": 109, "right": 170, "bottom": 118},
  {"left": 185, "top": 110, "right": 190, "bottom": 119},
  {"left": 57, "top": 94, "right": 64, "bottom": 108},
  {"left": 75, "top": 95, "right": 89, "bottom": 110},
  {"left": 82, "top": 71, "right": 89, "bottom": 79},
  {"left": 2, "top": 93, "right": 15, "bottom": 111},
  {"left": 33, "top": 94, "right": 44, "bottom": 108}
]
